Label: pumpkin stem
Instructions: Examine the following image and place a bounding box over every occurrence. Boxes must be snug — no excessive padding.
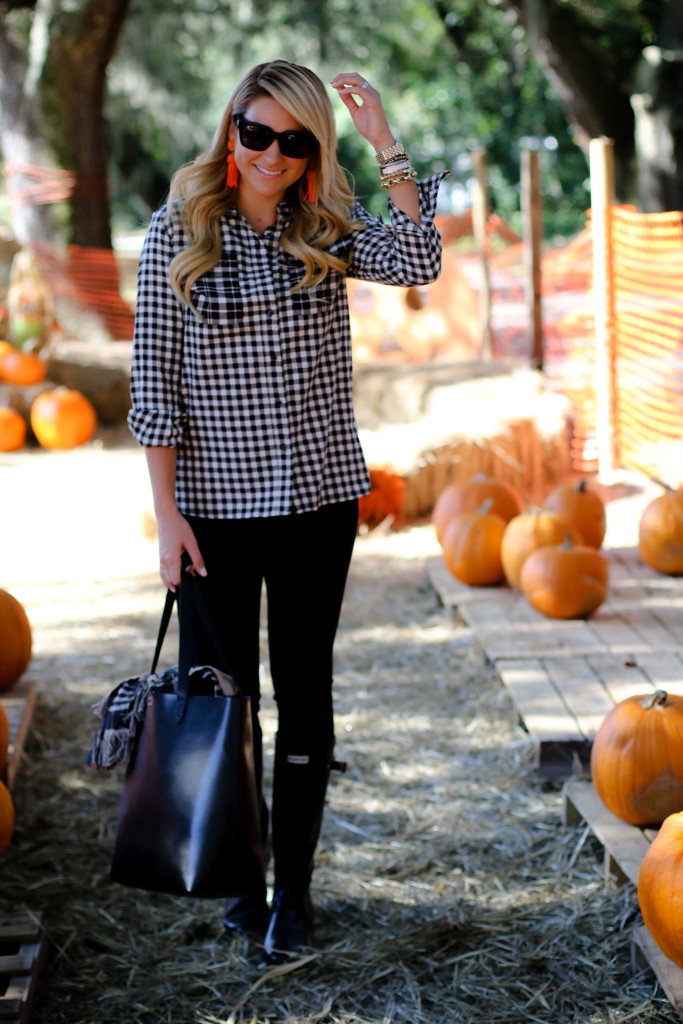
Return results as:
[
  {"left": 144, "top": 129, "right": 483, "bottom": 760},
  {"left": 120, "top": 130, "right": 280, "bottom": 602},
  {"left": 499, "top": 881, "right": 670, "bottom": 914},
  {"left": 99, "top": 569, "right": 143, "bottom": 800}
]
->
[
  {"left": 560, "top": 533, "right": 575, "bottom": 550},
  {"left": 641, "top": 689, "right": 669, "bottom": 709},
  {"left": 477, "top": 497, "right": 494, "bottom": 515},
  {"left": 649, "top": 475, "right": 674, "bottom": 492}
]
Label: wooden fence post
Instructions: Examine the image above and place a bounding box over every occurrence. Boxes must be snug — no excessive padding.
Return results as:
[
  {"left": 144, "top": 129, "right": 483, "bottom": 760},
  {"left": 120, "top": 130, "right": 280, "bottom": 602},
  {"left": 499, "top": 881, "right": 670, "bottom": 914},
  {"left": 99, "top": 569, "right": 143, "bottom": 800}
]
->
[
  {"left": 471, "top": 148, "right": 493, "bottom": 360},
  {"left": 521, "top": 149, "right": 544, "bottom": 371},
  {"left": 589, "top": 137, "right": 617, "bottom": 479}
]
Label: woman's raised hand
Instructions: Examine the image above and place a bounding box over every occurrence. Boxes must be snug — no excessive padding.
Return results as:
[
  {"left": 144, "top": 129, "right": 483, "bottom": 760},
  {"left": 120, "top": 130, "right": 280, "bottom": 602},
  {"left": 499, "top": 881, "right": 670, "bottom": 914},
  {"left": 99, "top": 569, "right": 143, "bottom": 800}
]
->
[{"left": 329, "top": 73, "right": 396, "bottom": 153}]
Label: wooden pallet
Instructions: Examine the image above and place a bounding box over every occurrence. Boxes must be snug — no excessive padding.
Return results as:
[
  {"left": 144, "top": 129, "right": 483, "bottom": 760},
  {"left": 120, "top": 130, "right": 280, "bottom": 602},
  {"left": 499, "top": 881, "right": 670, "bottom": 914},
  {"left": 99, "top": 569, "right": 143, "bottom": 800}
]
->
[
  {"left": 0, "top": 915, "right": 47, "bottom": 1024},
  {"left": 427, "top": 551, "right": 683, "bottom": 776},
  {"left": 563, "top": 781, "right": 683, "bottom": 1020},
  {"left": 1, "top": 680, "right": 37, "bottom": 794}
]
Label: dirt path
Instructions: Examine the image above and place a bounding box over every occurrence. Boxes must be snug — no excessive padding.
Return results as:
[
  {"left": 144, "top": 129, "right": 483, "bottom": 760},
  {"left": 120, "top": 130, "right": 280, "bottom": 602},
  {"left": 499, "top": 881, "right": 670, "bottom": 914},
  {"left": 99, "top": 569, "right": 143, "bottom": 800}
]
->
[{"left": 0, "top": 439, "right": 677, "bottom": 1023}]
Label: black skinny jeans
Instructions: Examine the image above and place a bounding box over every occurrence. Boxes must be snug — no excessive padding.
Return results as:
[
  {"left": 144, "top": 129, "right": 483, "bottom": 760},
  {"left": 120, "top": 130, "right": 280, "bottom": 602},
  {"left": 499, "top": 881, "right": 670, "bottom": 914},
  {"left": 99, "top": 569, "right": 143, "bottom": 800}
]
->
[{"left": 178, "top": 499, "right": 358, "bottom": 782}]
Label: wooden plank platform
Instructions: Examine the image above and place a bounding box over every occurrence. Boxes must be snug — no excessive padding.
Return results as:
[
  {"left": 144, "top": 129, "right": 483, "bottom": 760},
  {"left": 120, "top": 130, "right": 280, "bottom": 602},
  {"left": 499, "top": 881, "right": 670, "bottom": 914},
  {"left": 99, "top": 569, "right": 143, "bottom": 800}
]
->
[
  {"left": 633, "top": 927, "right": 683, "bottom": 1021},
  {"left": 1, "top": 680, "right": 37, "bottom": 794},
  {"left": 0, "top": 916, "right": 47, "bottom": 1024},
  {"left": 427, "top": 549, "right": 683, "bottom": 776},
  {"left": 563, "top": 781, "right": 683, "bottom": 1020}
]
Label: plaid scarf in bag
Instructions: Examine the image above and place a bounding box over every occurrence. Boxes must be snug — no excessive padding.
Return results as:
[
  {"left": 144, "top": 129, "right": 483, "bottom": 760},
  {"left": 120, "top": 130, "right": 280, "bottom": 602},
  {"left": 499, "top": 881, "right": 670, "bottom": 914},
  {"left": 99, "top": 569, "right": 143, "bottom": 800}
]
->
[{"left": 88, "top": 665, "right": 236, "bottom": 770}]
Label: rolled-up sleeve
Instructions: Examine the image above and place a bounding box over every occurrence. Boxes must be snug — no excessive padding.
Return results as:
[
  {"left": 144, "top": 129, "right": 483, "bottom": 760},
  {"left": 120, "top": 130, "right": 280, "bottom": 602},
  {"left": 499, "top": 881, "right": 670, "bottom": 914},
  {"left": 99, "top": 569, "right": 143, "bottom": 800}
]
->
[
  {"left": 347, "top": 171, "right": 449, "bottom": 286},
  {"left": 127, "top": 207, "right": 187, "bottom": 447}
]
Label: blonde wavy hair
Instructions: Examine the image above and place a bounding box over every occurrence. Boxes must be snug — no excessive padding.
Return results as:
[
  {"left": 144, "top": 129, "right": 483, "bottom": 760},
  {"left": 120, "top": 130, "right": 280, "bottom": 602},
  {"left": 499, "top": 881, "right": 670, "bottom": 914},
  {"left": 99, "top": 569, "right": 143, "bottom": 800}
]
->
[{"left": 167, "top": 60, "right": 358, "bottom": 307}]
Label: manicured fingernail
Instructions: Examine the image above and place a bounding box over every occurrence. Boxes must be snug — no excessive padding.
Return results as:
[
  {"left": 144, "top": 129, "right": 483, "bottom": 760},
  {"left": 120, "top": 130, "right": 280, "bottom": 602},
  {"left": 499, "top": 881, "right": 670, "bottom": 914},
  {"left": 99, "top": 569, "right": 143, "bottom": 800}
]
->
[{"left": 199, "top": 567, "right": 208, "bottom": 577}]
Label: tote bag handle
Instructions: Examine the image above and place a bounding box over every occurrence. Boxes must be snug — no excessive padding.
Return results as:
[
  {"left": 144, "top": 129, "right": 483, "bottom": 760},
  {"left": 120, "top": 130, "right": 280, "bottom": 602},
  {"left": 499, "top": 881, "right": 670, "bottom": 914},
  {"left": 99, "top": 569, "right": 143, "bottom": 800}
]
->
[{"left": 149, "top": 578, "right": 240, "bottom": 723}]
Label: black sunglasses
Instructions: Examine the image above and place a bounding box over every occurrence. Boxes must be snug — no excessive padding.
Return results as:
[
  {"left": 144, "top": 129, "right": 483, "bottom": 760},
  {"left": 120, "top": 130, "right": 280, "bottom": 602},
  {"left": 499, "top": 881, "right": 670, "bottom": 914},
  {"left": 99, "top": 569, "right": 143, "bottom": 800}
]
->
[{"left": 233, "top": 116, "right": 317, "bottom": 159}]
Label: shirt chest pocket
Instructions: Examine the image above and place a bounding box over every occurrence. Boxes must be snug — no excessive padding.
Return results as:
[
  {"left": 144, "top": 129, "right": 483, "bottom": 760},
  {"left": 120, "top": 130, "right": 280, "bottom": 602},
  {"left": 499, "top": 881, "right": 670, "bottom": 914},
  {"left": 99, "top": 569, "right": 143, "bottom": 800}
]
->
[
  {"left": 191, "top": 252, "right": 244, "bottom": 326},
  {"left": 279, "top": 240, "right": 350, "bottom": 317}
]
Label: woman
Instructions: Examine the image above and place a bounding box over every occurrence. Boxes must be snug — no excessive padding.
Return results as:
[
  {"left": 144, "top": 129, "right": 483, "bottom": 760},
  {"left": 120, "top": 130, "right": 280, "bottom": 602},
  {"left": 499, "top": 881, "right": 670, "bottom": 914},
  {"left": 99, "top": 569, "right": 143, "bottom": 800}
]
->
[{"left": 129, "top": 59, "right": 447, "bottom": 961}]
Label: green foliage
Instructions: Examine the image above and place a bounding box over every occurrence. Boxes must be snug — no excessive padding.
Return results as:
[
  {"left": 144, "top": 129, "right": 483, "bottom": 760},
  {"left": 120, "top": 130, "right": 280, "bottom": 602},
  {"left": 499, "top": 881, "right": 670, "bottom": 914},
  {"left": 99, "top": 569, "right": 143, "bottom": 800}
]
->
[{"left": 107, "top": 0, "right": 596, "bottom": 235}]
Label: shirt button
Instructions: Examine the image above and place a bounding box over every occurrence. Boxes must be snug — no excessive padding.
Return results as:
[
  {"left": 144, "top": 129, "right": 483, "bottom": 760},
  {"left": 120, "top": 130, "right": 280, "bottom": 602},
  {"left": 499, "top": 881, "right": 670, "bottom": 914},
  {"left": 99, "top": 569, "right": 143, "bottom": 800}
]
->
[
  {"left": 280, "top": 443, "right": 287, "bottom": 452},
  {"left": 266, "top": 309, "right": 275, "bottom": 317}
]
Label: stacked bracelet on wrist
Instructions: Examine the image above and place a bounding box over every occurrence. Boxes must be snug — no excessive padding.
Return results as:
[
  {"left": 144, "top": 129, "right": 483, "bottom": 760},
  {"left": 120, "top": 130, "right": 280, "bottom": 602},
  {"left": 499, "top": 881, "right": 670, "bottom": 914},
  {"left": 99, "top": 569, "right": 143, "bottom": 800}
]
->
[{"left": 375, "top": 138, "right": 418, "bottom": 189}]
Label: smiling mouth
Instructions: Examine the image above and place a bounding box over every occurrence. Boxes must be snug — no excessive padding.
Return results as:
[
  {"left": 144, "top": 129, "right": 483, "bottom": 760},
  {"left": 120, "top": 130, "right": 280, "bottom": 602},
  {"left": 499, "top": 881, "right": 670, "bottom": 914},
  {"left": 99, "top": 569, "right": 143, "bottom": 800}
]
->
[{"left": 256, "top": 166, "right": 285, "bottom": 178}]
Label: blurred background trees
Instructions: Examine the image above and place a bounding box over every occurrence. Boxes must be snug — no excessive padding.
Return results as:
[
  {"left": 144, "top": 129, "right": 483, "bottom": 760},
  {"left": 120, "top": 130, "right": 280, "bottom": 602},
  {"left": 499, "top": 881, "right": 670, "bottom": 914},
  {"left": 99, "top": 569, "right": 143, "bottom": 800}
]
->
[{"left": 0, "top": 0, "right": 681, "bottom": 249}]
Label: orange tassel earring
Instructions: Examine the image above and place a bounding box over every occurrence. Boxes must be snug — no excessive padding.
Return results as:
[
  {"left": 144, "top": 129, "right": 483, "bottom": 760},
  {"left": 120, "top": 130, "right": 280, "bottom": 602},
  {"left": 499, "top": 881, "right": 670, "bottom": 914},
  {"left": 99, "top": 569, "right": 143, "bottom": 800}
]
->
[
  {"left": 305, "top": 169, "right": 317, "bottom": 203},
  {"left": 226, "top": 140, "right": 238, "bottom": 188}
]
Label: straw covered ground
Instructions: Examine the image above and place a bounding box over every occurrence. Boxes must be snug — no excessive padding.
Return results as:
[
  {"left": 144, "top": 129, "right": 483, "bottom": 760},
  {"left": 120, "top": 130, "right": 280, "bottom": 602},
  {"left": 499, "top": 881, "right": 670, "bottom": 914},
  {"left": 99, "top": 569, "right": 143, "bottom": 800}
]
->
[{"left": 0, "top": 437, "right": 679, "bottom": 1024}]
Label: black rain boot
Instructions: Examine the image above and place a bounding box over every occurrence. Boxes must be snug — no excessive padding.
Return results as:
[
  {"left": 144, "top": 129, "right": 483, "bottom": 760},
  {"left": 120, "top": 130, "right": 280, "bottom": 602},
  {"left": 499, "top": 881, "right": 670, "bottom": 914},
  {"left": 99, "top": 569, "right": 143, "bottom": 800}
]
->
[
  {"left": 224, "top": 712, "right": 271, "bottom": 936},
  {"left": 264, "top": 739, "right": 338, "bottom": 962},
  {"left": 222, "top": 794, "right": 270, "bottom": 934}
]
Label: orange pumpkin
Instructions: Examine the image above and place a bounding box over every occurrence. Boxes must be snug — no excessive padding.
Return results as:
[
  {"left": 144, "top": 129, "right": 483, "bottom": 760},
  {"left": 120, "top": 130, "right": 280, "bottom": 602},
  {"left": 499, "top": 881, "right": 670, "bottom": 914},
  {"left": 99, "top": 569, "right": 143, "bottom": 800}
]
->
[
  {"left": 544, "top": 479, "right": 606, "bottom": 548},
  {"left": 638, "top": 486, "right": 683, "bottom": 575},
  {"left": 0, "top": 589, "right": 32, "bottom": 691},
  {"left": 442, "top": 499, "right": 507, "bottom": 585},
  {"left": 0, "top": 702, "right": 9, "bottom": 776},
  {"left": 0, "top": 408, "right": 26, "bottom": 452},
  {"left": 0, "top": 781, "right": 14, "bottom": 859},
  {"left": 500, "top": 509, "right": 578, "bottom": 588},
  {"left": 30, "top": 388, "right": 97, "bottom": 449},
  {"left": 591, "top": 690, "right": 683, "bottom": 826},
  {"left": 520, "top": 537, "right": 609, "bottom": 619},
  {"left": 638, "top": 811, "right": 683, "bottom": 969},
  {"left": 433, "top": 474, "right": 524, "bottom": 546},
  {"left": 0, "top": 347, "right": 47, "bottom": 385}
]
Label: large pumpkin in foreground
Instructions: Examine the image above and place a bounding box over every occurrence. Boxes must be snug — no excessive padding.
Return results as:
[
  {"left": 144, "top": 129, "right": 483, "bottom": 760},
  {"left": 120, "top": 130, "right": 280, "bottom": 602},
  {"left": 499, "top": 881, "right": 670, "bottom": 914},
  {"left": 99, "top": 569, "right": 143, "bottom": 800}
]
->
[
  {"left": 544, "top": 479, "right": 606, "bottom": 548},
  {"left": 591, "top": 690, "right": 683, "bottom": 826},
  {"left": 638, "top": 486, "right": 683, "bottom": 575},
  {"left": 500, "top": 509, "right": 578, "bottom": 589},
  {"left": 520, "top": 537, "right": 608, "bottom": 619},
  {"left": 0, "top": 589, "right": 32, "bottom": 691},
  {"left": 638, "top": 811, "right": 683, "bottom": 969},
  {"left": 30, "top": 388, "right": 96, "bottom": 449},
  {"left": 433, "top": 474, "right": 524, "bottom": 546}
]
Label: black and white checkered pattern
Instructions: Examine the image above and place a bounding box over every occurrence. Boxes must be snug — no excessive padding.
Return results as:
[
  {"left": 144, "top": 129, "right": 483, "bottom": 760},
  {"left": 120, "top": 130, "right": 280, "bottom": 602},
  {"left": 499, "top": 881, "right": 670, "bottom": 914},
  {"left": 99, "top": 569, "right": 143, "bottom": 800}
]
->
[{"left": 128, "top": 172, "right": 448, "bottom": 518}]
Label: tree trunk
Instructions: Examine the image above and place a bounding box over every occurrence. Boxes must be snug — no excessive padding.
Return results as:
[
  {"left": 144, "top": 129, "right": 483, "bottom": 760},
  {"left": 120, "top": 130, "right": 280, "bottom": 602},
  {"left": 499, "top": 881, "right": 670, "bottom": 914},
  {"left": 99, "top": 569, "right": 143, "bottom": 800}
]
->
[
  {"left": 0, "top": 21, "right": 60, "bottom": 245},
  {"left": 499, "top": 0, "right": 639, "bottom": 202},
  {"left": 629, "top": 2, "right": 683, "bottom": 212},
  {"left": 49, "top": 0, "right": 133, "bottom": 248}
]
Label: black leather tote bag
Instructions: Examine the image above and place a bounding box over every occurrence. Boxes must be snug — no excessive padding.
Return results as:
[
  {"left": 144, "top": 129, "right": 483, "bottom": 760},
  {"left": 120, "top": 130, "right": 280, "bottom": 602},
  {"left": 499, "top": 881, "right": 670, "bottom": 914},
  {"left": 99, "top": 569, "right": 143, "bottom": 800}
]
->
[{"left": 109, "top": 576, "right": 265, "bottom": 898}]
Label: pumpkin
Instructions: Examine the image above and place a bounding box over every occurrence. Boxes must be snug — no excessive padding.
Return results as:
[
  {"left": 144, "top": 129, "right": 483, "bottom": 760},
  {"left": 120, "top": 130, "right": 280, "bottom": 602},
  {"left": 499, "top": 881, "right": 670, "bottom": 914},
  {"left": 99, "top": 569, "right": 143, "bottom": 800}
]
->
[
  {"left": 591, "top": 690, "right": 683, "bottom": 826},
  {"left": 638, "top": 811, "right": 683, "bottom": 969},
  {"left": 30, "top": 388, "right": 97, "bottom": 450},
  {"left": 0, "top": 781, "right": 14, "bottom": 859},
  {"left": 442, "top": 499, "right": 507, "bottom": 585},
  {"left": 0, "top": 347, "right": 48, "bottom": 386},
  {"left": 0, "top": 702, "right": 9, "bottom": 776},
  {"left": 0, "top": 589, "right": 32, "bottom": 691},
  {"left": 358, "top": 468, "right": 405, "bottom": 532},
  {"left": 500, "top": 509, "right": 578, "bottom": 588},
  {"left": 433, "top": 474, "right": 524, "bottom": 546},
  {"left": 0, "top": 408, "right": 26, "bottom": 452},
  {"left": 520, "top": 537, "right": 609, "bottom": 619},
  {"left": 544, "top": 479, "right": 606, "bottom": 548},
  {"left": 638, "top": 486, "right": 683, "bottom": 575}
]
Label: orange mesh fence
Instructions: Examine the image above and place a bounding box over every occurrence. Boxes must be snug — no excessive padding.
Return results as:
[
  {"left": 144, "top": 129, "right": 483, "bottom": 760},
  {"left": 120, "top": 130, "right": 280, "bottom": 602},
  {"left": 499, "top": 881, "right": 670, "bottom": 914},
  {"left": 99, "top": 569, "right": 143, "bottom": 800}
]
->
[
  {"left": 609, "top": 206, "right": 683, "bottom": 481},
  {"left": 3, "top": 163, "right": 135, "bottom": 340},
  {"left": 486, "top": 206, "right": 683, "bottom": 479},
  {"left": 30, "top": 242, "right": 135, "bottom": 340}
]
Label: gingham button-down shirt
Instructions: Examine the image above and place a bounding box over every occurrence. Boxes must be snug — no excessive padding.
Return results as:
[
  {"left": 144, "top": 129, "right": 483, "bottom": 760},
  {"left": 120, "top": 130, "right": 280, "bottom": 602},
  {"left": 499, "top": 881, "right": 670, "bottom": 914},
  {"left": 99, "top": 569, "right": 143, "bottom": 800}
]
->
[{"left": 128, "top": 172, "right": 447, "bottom": 519}]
